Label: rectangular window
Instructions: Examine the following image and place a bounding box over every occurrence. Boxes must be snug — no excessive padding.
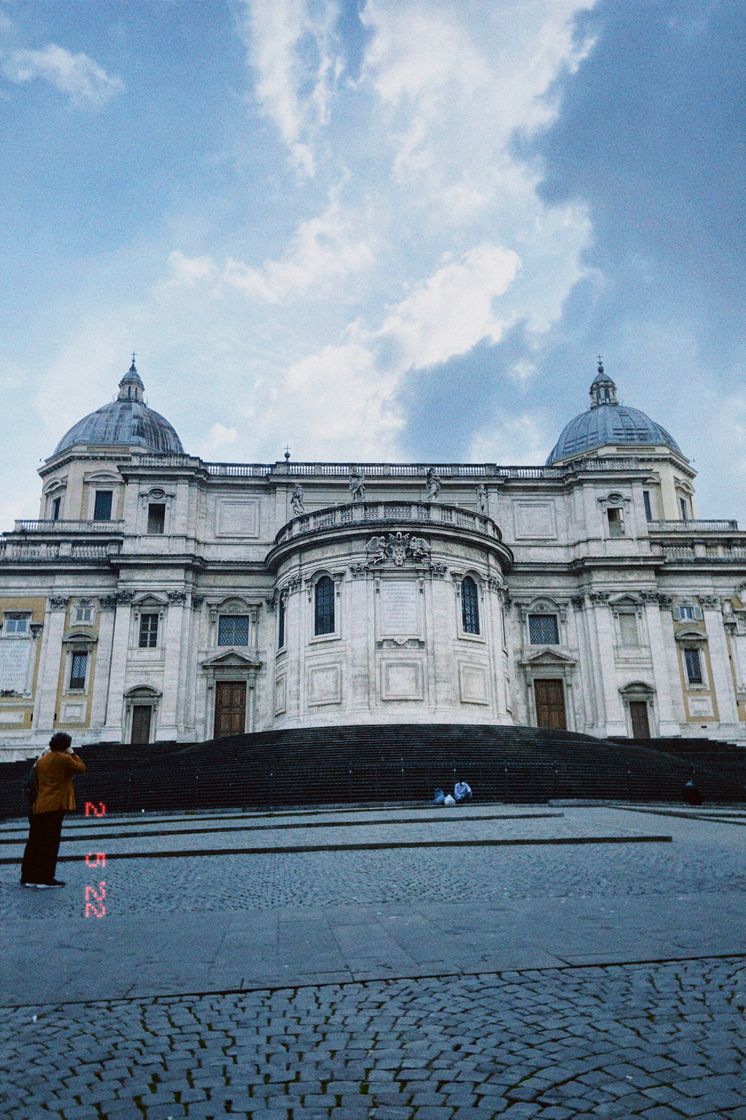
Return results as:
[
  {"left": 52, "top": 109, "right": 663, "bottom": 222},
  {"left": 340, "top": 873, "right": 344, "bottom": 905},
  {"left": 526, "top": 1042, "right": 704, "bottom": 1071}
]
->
[
  {"left": 93, "top": 490, "right": 113, "bottom": 521},
  {"left": 684, "top": 647, "right": 703, "bottom": 685},
  {"left": 51, "top": 496, "right": 61, "bottom": 521},
  {"left": 528, "top": 614, "right": 560, "bottom": 645},
  {"left": 642, "top": 490, "right": 652, "bottom": 522},
  {"left": 138, "top": 613, "right": 159, "bottom": 648},
  {"left": 4, "top": 613, "right": 30, "bottom": 635},
  {"left": 618, "top": 612, "right": 640, "bottom": 647},
  {"left": 278, "top": 597, "right": 286, "bottom": 649},
  {"left": 147, "top": 504, "right": 166, "bottom": 534},
  {"left": 607, "top": 507, "right": 624, "bottom": 537},
  {"left": 74, "top": 603, "right": 94, "bottom": 625},
  {"left": 679, "top": 496, "right": 689, "bottom": 521},
  {"left": 218, "top": 615, "right": 250, "bottom": 646},
  {"left": 69, "top": 651, "right": 88, "bottom": 690}
]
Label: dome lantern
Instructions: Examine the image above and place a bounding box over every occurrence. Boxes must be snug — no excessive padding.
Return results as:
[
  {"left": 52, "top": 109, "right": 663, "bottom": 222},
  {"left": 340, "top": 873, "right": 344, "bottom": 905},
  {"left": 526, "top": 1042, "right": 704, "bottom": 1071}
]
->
[{"left": 117, "top": 354, "right": 145, "bottom": 403}]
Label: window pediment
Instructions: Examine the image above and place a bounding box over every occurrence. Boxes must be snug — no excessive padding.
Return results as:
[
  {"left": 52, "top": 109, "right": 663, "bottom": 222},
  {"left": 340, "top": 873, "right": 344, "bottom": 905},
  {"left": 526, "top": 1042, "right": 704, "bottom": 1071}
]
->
[
  {"left": 520, "top": 648, "right": 576, "bottom": 668},
  {"left": 201, "top": 649, "right": 261, "bottom": 670}
]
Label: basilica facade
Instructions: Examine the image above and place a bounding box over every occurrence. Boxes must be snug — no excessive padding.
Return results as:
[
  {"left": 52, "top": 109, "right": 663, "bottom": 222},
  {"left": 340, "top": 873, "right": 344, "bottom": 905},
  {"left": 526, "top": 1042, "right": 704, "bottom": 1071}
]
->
[{"left": 1, "top": 359, "right": 746, "bottom": 760}]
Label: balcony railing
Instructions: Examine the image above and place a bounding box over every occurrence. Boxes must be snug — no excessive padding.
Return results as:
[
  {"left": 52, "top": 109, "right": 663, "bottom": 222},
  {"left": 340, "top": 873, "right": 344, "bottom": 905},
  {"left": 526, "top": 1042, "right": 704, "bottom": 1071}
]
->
[
  {"left": 0, "top": 541, "right": 117, "bottom": 562},
  {"left": 130, "top": 455, "right": 652, "bottom": 480},
  {"left": 14, "top": 519, "right": 125, "bottom": 533},
  {"left": 274, "top": 501, "right": 502, "bottom": 547},
  {"left": 647, "top": 518, "right": 739, "bottom": 532}
]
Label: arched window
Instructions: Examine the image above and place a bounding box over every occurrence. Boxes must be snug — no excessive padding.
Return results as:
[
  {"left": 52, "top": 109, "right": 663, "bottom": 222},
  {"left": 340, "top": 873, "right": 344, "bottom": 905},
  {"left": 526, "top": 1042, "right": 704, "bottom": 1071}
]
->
[
  {"left": 314, "top": 575, "right": 335, "bottom": 636},
  {"left": 461, "top": 576, "right": 480, "bottom": 634}
]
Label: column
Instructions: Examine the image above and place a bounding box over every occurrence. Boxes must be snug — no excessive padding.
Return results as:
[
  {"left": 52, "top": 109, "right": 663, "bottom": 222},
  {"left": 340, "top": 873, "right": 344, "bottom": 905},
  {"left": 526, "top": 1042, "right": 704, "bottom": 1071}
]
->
[
  {"left": 642, "top": 593, "right": 679, "bottom": 734},
  {"left": 32, "top": 597, "right": 68, "bottom": 734},
  {"left": 587, "top": 592, "right": 626, "bottom": 736},
  {"left": 703, "top": 599, "right": 740, "bottom": 729},
  {"left": 155, "top": 591, "right": 186, "bottom": 740},
  {"left": 88, "top": 597, "right": 116, "bottom": 733},
  {"left": 100, "top": 594, "right": 133, "bottom": 741}
]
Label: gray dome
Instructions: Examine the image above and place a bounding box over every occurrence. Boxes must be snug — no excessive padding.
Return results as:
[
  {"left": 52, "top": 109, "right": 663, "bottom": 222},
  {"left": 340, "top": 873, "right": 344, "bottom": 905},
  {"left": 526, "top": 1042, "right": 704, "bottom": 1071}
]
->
[
  {"left": 52, "top": 361, "right": 184, "bottom": 457},
  {"left": 546, "top": 362, "right": 683, "bottom": 465}
]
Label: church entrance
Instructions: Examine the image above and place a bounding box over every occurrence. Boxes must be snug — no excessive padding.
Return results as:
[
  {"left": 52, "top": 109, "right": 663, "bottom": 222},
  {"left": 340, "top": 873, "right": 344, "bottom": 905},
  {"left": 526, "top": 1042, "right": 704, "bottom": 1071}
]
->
[
  {"left": 214, "top": 680, "right": 247, "bottom": 738},
  {"left": 629, "top": 700, "right": 651, "bottom": 738},
  {"left": 130, "top": 705, "right": 152, "bottom": 744},
  {"left": 534, "top": 679, "right": 567, "bottom": 730}
]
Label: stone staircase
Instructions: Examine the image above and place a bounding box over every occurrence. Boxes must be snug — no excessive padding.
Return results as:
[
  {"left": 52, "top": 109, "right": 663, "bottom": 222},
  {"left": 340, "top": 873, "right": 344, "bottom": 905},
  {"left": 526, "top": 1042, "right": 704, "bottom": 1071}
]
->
[{"left": 2, "top": 724, "right": 744, "bottom": 820}]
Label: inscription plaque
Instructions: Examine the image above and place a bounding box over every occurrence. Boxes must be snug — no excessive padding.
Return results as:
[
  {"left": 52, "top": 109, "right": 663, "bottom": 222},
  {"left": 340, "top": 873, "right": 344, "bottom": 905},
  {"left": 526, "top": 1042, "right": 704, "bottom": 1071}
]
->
[
  {"left": 381, "top": 581, "right": 418, "bottom": 635},
  {"left": 0, "top": 638, "right": 33, "bottom": 693}
]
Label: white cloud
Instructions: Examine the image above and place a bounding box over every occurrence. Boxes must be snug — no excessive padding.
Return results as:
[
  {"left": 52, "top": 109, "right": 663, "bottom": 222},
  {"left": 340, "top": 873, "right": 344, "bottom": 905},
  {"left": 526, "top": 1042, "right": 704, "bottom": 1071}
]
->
[
  {"left": 239, "top": 0, "right": 341, "bottom": 175},
  {"left": 469, "top": 411, "right": 551, "bottom": 465},
  {"left": 255, "top": 241, "right": 522, "bottom": 457},
  {"left": 2, "top": 44, "right": 124, "bottom": 107},
  {"left": 378, "top": 244, "right": 521, "bottom": 369},
  {"left": 196, "top": 423, "right": 240, "bottom": 459},
  {"left": 223, "top": 201, "right": 376, "bottom": 303},
  {"left": 164, "top": 251, "right": 219, "bottom": 288}
]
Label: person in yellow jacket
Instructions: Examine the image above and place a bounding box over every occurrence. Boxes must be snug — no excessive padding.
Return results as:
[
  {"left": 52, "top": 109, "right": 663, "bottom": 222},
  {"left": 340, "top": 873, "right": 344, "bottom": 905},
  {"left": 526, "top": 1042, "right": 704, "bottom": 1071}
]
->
[{"left": 20, "top": 732, "right": 86, "bottom": 889}]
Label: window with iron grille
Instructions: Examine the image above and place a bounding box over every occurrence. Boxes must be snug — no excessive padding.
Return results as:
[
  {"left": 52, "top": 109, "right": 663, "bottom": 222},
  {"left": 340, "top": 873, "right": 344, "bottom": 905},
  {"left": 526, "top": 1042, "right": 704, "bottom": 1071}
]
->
[
  {"left": 461, "top": 576, "right": 480, "bottom": 634},
  {"left": 69, "top": 651, "right": 88, "bottom": 690},
  {"left": 528, "top": 613, "right": 559, "bottom": 645},
  {"left": 684, "top": 647, "right": 704, "bottom": 685},
  {"left": 314, "top": 576, "right": 335, "bottom": 636},
  {"left": 218, "top": 615, "right": 249, "bottom": 646},
  {"left": 278, "top": 597, "right": 286, "bottom": 649},
  {"left": 139, "top": 613, "right": 159, "bottom": 648}
]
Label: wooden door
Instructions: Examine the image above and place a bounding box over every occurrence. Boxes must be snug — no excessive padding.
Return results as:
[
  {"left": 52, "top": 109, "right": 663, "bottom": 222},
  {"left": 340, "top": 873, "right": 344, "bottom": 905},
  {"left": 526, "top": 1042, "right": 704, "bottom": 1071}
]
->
[
  {"left": 629, "top": 700, "right": 651, "bottom": 739},
  {"left": 534, "top": 679, "right": 567, "bottom": 730},
  {"left": 131, "top": 705, "right": 152, "bottom": 744},
  {"left": 214, "top": 681, "right": 247, "bottom": 738}
]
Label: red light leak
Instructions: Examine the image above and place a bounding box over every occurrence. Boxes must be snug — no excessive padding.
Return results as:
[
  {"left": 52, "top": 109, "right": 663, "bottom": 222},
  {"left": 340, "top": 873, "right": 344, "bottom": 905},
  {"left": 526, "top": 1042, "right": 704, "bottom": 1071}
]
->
[{"left": 83, "top": 802, "right": 108, "bottom": 918}]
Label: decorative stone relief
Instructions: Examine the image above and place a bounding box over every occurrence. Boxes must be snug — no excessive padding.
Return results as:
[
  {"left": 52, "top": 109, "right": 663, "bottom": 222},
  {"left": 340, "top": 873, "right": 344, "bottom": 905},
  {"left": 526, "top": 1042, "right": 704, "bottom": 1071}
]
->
[
  {"left": 365, "top": 532, "right": 432, "bottom": 568},
  {"left": 698, "top": 595, "right": 719, "bottom": 609},
  {"left": 191, "top": 595, "right": 205, "bottom": 610},
  {"left": 99, "top": 595, "right": 119, "bottom": 610},
  {"left": 167, "top": 590, "right": 188, "bottom": 605},
  {"left": 48, "top": 596, "right": 70, "bottom": 610},
  {"left": 476, "top": 484, "right": 488, "bottom": 515},
  {"left": 116, "top": 591, "right": 135, "bottom": 605}
]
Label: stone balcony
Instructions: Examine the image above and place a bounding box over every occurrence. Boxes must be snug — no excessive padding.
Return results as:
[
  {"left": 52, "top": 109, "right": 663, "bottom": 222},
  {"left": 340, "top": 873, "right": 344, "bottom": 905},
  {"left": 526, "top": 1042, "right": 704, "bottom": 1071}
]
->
[
  {"left": 274, "top": 500, "right": 504, "bottom": 547},
  {"left": 647, "top": 519, "right": 739, "bottom": 533},
  {"left": 14, "top": 519, "right": 125, "bottom": 533},
  {"left": 1, "top": 520, "right": 124, "bottom": 564}
]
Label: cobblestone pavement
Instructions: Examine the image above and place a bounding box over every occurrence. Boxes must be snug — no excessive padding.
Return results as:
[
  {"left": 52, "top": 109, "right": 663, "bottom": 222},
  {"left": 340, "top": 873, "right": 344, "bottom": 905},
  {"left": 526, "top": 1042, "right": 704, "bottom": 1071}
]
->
[
  {"left": 0, "top": 807, "right": 742, "bottom": 920},
  {"left": 2, "top": 957, "right": 745, "bottom": 1119}
]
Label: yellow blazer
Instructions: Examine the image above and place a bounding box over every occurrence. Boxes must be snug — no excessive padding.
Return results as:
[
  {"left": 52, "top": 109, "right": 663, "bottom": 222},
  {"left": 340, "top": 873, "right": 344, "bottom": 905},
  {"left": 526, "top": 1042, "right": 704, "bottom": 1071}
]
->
[{"left": 33, "top": 751, "right": 86, "bottom": 814}]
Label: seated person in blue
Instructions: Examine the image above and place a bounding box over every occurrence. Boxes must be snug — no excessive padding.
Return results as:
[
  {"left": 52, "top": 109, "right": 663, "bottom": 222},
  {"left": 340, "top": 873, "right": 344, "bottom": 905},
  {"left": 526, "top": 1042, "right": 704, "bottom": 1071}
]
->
[{"left": 454, "top": 780, "right": 472, "bottom": 804}]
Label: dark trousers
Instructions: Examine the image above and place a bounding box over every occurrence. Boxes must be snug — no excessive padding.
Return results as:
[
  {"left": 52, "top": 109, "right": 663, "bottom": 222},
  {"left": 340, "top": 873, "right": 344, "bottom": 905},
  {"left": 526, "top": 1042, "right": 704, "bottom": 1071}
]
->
[{"left": 21, "top": 810, "right": 65, "bottom": 884}]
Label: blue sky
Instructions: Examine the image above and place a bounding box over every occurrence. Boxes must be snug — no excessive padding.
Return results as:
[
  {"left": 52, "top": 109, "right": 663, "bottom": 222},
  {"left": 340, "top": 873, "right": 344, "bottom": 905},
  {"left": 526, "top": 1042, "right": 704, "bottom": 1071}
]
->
[{"left": 1, "top": 0, "right": 744, "bottom": 531}]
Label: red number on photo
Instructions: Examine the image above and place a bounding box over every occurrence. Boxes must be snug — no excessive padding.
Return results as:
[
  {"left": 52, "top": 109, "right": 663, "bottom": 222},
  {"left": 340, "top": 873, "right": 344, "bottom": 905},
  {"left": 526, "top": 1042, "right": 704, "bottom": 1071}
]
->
[
  {"left": 84, "top": 881, "right": 107, "bottom": 919},
  {"left": 84, "top": 802, "right": 107, "bottom": 817},
  {"left": 85, "top": 852, "right": 106, "bottom": 868}
]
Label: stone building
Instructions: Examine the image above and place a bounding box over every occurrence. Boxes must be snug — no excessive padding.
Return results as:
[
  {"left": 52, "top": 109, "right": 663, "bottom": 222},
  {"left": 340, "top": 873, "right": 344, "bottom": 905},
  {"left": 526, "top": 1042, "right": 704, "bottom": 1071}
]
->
[{"left": 1, "top": 358, "right": 746, "bottom": 759}]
